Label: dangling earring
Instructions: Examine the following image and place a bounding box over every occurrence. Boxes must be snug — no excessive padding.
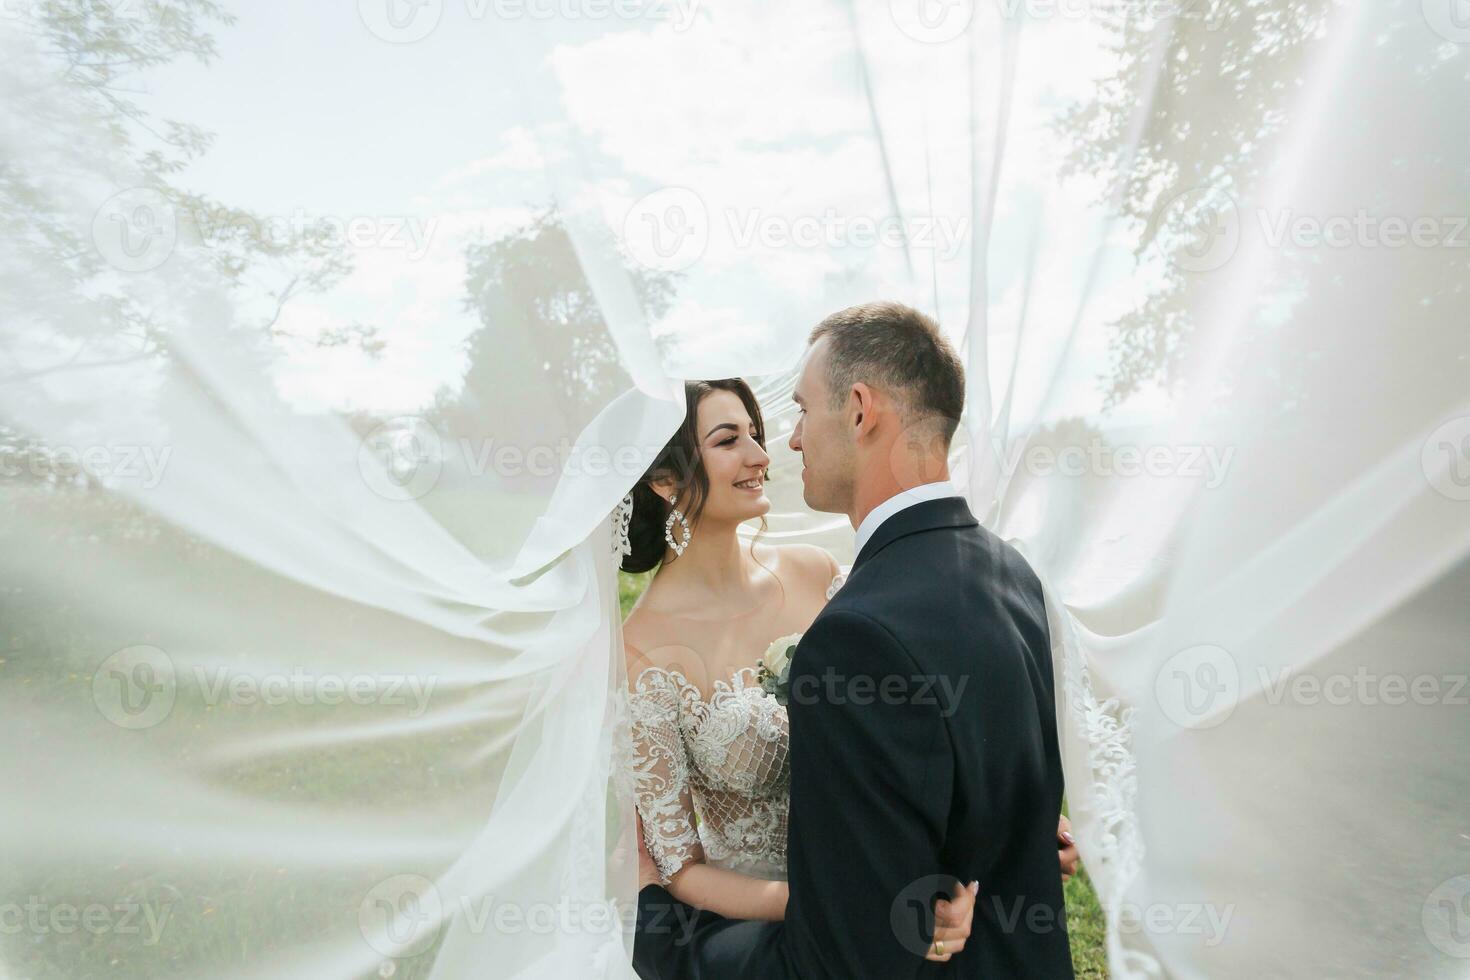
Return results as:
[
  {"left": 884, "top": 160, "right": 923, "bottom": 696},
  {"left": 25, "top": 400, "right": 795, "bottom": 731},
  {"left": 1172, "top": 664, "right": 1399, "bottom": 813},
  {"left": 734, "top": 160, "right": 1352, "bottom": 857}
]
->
[{"left": 664, "top": 492, "right": 692, "bottom": 557}]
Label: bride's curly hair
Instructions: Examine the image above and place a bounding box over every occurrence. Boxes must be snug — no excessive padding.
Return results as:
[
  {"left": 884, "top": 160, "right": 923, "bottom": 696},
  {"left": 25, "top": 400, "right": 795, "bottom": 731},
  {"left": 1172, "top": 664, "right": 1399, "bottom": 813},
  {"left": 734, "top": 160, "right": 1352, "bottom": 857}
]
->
[{"left": 622, "top": 379, "right": 770, "bottom": 574}]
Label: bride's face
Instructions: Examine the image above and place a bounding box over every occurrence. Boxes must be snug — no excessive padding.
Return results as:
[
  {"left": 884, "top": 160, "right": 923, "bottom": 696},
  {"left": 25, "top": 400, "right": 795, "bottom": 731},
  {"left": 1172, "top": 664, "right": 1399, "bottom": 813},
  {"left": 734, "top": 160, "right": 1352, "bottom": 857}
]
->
[{"left": 691, "top": 390, "right": 771, "bottom": 525}]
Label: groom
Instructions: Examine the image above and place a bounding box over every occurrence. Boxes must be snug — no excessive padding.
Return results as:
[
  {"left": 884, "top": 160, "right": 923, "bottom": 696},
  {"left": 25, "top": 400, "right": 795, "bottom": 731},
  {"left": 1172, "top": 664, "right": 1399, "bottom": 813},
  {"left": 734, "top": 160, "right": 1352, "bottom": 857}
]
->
[{"left": 634, "top": 302, "right": 1073, "bottom": 978}]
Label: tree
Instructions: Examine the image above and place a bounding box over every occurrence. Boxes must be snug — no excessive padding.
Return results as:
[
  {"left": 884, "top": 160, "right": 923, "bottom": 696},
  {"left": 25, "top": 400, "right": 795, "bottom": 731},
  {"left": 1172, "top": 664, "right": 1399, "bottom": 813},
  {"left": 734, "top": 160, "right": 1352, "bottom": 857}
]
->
[
  {"left": 2, "top": 0, "right": 368, "bottom": 386},
  {"left": 433, "top": 210, "right": 676, "bottom": 446},
  {"left": 1055, "top": 0, "right": 1468, "bottom": 418},
  {"left": 2, "top": 0, "right": 390, "bottom": 494}
]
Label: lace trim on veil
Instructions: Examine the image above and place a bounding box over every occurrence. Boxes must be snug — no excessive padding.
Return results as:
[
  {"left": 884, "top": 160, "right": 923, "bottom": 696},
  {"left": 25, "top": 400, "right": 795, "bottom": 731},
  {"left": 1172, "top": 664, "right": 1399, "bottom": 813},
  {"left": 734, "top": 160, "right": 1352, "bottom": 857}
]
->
[{"left": 1057, "top": 613, "right": 1162, "bottom": 977}]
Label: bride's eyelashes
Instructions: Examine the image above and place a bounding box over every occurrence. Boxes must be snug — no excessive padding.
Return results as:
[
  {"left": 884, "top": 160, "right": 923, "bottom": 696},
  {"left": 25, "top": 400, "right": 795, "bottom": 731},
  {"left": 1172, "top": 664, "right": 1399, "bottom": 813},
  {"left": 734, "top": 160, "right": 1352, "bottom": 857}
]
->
[{"left": 715, "top": 428, "right": 762, "bottom": 449}]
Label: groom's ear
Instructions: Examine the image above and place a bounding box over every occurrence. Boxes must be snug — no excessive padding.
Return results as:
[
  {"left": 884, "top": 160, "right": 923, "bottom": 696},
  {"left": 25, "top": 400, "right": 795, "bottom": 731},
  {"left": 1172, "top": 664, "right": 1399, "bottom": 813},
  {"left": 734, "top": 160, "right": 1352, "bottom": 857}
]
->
[{"left": 849, "top": 382, "right": 878, "bottom": 436}]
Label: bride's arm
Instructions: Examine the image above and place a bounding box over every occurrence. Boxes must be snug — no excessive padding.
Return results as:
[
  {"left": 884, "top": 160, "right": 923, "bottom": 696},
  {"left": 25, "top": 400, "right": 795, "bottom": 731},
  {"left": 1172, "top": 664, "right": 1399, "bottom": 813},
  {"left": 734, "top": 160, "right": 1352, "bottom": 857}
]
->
[
  {"left": 665, "top": 863, "right": 788, "bottom": 921},
  {"left": 626, "top": 644, "right": 791, "bottom": 921},
  {"left": 626, "top": 652, "right": 790, "bottom": 921}
]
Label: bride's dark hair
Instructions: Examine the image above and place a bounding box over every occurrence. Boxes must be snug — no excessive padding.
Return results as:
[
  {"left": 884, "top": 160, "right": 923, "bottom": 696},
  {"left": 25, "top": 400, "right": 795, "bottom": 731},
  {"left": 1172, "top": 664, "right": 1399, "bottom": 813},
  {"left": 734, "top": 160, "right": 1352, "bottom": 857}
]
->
[{"left": 622, "top": 378, "right": 770, "bottom": 574}]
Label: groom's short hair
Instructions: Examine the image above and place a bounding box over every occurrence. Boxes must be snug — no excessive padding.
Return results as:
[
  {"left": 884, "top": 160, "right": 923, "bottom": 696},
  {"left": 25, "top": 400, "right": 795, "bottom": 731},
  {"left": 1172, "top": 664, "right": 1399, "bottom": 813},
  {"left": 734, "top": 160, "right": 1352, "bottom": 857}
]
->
[{"left": 808, "top": 301, "right": 965, "bottom": 442}]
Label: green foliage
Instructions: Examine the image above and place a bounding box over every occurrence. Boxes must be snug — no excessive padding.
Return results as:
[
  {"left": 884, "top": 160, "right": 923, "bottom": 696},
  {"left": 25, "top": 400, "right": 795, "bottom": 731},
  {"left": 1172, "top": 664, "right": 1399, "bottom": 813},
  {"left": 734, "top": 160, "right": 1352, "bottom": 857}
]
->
[
  {"left": 1061, "top": 0, "right": 1467, "bottom": 419},
  {"left": 618, "top": 569, "right": 655, "bottom": 619},
  {"left": 445, "top": 210, "right": 676, "bottom": 427},
  {"left": 1056, "top": 0, "right": 1334, "bottom": 407}
]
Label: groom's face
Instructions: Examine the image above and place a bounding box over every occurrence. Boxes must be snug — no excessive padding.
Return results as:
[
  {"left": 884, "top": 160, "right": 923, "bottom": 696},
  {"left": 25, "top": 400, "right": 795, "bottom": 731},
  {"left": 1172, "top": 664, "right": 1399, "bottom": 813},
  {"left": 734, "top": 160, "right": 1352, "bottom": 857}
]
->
[{"left": 789, "top": 338, "right": 855, "bottom": 515}]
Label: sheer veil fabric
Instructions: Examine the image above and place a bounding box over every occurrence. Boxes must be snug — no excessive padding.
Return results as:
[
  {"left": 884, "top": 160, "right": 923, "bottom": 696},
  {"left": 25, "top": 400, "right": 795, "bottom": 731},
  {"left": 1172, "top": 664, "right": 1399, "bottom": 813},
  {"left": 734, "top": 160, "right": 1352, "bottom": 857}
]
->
[{"left": 3, "top": 2, "right": 1467, "bottom": 978}]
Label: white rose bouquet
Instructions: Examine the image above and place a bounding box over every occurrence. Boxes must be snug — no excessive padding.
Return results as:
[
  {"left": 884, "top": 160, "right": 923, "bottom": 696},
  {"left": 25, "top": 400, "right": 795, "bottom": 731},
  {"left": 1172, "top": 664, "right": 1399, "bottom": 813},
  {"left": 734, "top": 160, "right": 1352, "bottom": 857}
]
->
[{"left": 756, "top": 632, "right": 802, "bottom": 705}]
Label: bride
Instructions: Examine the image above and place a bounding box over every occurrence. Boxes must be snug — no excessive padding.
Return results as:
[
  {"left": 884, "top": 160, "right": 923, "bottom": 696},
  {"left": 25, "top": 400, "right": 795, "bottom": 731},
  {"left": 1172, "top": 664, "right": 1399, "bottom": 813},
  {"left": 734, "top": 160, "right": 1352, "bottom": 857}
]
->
[{"left": 619, "top": 378, "right": 1077, "bottom": 945}]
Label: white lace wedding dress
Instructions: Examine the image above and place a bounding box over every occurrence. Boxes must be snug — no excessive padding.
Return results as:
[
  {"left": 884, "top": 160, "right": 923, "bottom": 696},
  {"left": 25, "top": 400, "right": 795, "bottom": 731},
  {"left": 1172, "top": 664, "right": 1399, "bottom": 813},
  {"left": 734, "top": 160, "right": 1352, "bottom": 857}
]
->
[{"left": 627, "top": 573, "right": 844, "bottom": 883}]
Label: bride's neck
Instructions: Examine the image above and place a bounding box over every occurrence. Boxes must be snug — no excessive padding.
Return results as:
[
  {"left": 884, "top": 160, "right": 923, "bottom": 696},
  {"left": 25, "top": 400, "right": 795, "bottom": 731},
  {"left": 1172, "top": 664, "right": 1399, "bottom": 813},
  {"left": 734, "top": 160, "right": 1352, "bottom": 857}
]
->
[{"left": 657, "top": 519, "right": 759, "bottom": 597}]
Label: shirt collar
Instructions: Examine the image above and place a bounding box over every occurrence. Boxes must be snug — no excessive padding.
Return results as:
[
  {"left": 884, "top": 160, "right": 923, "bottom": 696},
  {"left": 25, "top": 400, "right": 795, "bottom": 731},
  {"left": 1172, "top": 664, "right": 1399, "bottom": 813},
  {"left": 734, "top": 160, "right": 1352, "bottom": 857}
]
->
[{"left": 852, "top": 479, "right": 961, "bottom": 558}]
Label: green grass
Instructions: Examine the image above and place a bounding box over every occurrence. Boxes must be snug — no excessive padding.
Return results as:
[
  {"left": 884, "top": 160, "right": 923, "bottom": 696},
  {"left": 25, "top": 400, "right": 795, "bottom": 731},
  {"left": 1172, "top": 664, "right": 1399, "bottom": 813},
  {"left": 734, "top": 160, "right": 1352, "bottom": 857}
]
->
[
  {"left": 620, "top": 570, "right": 1110, "bottom": 978},
  {"left": 1065, "top": 867, "right": 1109, "bottom": 978}
]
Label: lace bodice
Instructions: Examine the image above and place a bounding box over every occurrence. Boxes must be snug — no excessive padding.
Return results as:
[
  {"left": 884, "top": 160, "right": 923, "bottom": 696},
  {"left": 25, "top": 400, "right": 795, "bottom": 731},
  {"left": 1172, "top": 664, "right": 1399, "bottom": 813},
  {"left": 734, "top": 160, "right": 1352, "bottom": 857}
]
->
[
  {"left": 629, "top": 664, "right": 792, "bottom": 880},
  {"left": 627, "top": 571, "right": 845, "bottom": 883}
]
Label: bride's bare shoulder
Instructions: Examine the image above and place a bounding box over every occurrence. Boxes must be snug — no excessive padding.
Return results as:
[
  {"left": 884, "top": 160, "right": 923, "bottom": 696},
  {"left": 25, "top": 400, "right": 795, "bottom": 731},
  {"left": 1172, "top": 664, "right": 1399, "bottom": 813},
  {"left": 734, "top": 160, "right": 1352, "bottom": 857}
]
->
[
  {"left": 757, "top": 542, "right": 841, "bottom": 590},
  {"left": 621, "top": 591, "right": 689, "bottom": 676},
  {"left": 621, "top": 609, "right": 664, "bottom": 671}
]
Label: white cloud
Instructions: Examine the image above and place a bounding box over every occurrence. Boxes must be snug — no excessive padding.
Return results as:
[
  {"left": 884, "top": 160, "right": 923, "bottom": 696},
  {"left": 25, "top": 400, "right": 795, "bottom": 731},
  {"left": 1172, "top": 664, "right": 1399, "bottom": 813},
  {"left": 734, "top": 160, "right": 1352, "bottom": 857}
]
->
[{"left": 436, "top": 126, "right": 567, "bottom": 187}]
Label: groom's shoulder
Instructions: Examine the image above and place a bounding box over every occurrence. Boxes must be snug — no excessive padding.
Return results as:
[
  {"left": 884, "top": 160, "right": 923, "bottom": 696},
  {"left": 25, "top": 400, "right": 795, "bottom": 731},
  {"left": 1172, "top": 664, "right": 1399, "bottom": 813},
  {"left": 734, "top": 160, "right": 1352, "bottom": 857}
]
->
[{"left": 857, "top": 517, "right": 1044, "bottom": 610}]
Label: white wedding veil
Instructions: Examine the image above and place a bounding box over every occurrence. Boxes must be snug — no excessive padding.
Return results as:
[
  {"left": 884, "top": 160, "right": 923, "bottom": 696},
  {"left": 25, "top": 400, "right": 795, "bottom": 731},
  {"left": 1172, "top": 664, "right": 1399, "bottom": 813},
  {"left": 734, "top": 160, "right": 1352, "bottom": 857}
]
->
[{"left": 3, "top": 1, "right": 1467, "bottom": 977}]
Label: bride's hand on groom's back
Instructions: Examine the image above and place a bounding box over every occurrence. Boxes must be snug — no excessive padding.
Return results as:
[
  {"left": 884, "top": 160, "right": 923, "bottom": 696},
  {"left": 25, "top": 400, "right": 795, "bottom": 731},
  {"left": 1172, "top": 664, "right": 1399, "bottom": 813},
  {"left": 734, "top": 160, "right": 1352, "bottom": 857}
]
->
[
  {"left": 922, "top": 811, "right": 1078, "bottom": 966},
  {"left": 926, "top": 879, "right": 979, "bottom": 962},
  {"left": 1057, "top": 815, "right": 1080, "bottom": 882}
]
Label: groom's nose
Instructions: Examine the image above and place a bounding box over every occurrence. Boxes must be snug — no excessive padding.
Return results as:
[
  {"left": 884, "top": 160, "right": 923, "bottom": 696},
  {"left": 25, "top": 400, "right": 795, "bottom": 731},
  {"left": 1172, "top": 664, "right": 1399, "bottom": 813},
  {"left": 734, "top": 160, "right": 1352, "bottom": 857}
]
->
[{"left": 788, "top": 418, "right": 802, "bottom": 453}]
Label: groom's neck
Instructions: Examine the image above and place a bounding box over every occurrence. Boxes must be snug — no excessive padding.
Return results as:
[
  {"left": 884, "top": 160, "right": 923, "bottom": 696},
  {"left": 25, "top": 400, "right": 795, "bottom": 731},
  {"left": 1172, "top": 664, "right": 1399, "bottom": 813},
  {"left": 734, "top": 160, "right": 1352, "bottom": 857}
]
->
[
  {"left": 848, "top": 463, "right": 952, "bottom": 532},
  {"left": 849, "top": 479, "right": 901, "bottom": 532}
]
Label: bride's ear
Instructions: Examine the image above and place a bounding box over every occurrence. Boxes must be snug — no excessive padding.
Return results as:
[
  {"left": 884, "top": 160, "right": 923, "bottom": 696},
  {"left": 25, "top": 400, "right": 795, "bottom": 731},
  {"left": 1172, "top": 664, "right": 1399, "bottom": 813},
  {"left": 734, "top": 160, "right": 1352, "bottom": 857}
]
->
[{"left": 648, "top": 475, "right": 678, "bottom": 504}]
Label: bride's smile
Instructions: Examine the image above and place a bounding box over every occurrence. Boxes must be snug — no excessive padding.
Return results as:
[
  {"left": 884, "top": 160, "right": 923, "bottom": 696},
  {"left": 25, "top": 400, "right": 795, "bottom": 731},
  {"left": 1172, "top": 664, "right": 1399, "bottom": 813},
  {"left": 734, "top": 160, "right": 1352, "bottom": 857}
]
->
[{"left": 682, "top": 389, "right": 773, "bottom": 525}]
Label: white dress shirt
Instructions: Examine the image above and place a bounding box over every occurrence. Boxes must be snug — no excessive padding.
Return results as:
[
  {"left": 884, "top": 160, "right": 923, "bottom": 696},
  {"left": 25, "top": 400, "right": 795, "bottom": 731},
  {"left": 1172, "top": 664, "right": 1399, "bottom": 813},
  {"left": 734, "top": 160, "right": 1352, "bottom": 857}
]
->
[{"left": 852, "top": 479, "right": 962, "bottom": 558}]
